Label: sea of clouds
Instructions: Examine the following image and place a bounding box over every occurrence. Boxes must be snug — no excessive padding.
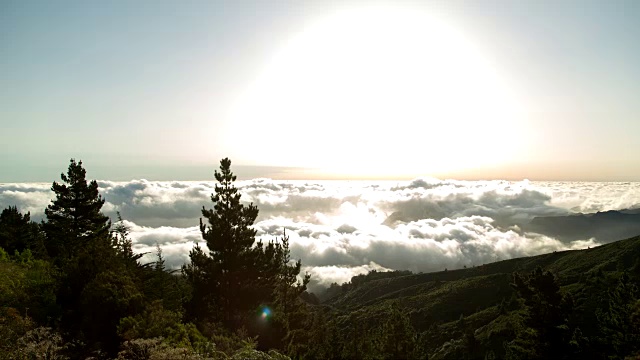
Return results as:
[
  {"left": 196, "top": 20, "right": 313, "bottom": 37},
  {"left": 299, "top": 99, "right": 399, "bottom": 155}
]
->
[{"left": 2, "top": 178, "right": 640, "bottom": 292}]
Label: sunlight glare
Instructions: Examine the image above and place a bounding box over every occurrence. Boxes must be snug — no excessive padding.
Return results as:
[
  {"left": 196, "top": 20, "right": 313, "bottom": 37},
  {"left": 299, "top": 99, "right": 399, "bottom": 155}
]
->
[{"left": 226, "top": 5, "right": 526, "bottom": 178}]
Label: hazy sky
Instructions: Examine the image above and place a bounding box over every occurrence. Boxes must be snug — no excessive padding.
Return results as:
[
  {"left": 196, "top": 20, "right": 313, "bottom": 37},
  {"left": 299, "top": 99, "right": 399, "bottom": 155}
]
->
[{"left": 2, "top": 0, "right": 639, "bottom": 182}]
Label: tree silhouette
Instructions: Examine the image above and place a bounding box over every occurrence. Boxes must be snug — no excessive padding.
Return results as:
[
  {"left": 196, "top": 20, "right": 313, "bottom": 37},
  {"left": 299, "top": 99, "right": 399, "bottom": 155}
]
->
[
  {"left": 41, "top": 159, "right": 129, "bottom": 354},
  {"left": 111, "top": 212, "right": 143, "bottom": 272},
  {"left": 194, "top": 157, "right": 261, "bottom": 328},
  {"left": 43, "top": 159, "right": 110, "bottom": 261},
  {"left": 0, "top": 206, "right": 45, "bottom": 257},
  {"left": 185, "top": 158, "right": 309, "bottom": 348}
]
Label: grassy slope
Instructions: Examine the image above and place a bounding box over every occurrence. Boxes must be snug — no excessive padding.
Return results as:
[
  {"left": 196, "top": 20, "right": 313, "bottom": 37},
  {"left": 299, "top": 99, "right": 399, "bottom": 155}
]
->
[{"left": 323, "top": 235, "right": 640, "bottom": 357}]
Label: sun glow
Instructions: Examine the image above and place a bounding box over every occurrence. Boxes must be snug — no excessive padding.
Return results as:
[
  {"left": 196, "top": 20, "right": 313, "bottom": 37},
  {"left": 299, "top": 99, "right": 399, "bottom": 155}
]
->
[{"left": 226, "top": 5, "right": 527, "bottom": 178}]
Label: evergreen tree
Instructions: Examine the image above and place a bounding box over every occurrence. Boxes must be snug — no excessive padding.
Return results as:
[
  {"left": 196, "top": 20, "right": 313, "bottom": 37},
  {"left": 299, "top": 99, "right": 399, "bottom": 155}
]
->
[
  {"left": 43, "top": 159, "right": 115, "bottom": 283},
  {"left": 185, "top": 158, "right": 310, "bottom": 347},
  {"left": 199, "top": 157, "right": 260, "bottom": 327},
  {"left": 146, "top": 242, "right": 188, "bottom": 312},
  {"left": 43, "top": 159, "right": 111, "bottom": 262},
  {"left": 274, "top": 232, "right": 311, "bottom": 349},
  {"left": 0, "top": 206, "right": 45, "bottom": 257},
  {"left": 508, "top": 267, "right": 573, "bottom": 359},
  {"left": 111, "top": 212, "right": 144, "bottom": 272},
  {"left": 154, "top": 243, "right": 165, "bottom": 273},
  {"left": 41, "top": 159, "right": 129, "bottom": 356},
  {"left": 182, "top": 242, "right": 214, "bottom": 321}
]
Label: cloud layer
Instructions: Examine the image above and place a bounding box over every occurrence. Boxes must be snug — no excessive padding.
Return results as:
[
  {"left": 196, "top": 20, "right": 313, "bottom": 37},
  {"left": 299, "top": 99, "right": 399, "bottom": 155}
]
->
[{"left": 2, "top": 178, "right": 639, "bottom": 291}]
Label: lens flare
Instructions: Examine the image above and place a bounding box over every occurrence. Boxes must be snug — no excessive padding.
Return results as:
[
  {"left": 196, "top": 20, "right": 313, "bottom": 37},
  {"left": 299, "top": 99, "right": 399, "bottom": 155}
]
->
[{"left": 260, "top": 306, "right": 272, "bottom": 321}]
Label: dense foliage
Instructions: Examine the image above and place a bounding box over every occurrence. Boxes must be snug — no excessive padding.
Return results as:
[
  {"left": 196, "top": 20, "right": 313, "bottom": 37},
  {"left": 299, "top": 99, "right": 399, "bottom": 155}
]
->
[
  {"left": 1, "top": 158, "right": 639, "bottom": 359},
  {"left": 0, "top": 159, "right": 297, "bottom": 359}
]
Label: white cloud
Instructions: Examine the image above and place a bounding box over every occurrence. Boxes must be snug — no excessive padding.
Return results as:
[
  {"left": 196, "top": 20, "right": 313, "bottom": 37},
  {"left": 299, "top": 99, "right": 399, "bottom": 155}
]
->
[
  {"left": 0, "top": 183, "right": 52, "bottom": 221},
  {"left": 2, "top": 178, "right": 639, "bottom": 288},
  {"left": 125, "top": 221, "right": 205, "bottom": 270},
  {"left": 533, "top": 181, "right": 640, "bottom": 213},
  {"left": 304, "top": 261, "right": 392, "bottom": 287}
]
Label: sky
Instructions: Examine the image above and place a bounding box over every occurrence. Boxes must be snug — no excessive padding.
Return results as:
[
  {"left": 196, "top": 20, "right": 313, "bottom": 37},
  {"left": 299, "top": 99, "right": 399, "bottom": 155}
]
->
[{"left": 2, "top": 0, "right": 640, "bottom": 182}]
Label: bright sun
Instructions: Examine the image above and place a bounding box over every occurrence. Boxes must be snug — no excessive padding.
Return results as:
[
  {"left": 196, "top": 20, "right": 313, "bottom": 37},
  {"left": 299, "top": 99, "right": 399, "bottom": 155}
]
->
[{"left": 226, "top": 5, "right": 526, "bottom": 179}]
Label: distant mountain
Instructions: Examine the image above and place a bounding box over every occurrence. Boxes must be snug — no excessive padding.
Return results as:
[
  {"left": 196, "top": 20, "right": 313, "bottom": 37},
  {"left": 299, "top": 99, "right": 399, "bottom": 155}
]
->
[
  {"left": 620, "top": 207, "right": 640, "bottom": 215},
  {"left": 524, "top": 209, "right": 640, "bottom": 242}
]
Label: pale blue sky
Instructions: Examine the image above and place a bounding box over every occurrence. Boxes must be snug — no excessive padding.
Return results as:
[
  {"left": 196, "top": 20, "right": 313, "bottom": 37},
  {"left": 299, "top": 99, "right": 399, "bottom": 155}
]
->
[{"left": 1, "top": 0, "right": 639, "bottom": 181}]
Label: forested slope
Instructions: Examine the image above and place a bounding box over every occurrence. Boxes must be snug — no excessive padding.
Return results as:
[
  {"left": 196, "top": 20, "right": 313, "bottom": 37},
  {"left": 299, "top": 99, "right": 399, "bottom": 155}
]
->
[{"left": 312, "top": 235, "right": 640, "bottom": 359}]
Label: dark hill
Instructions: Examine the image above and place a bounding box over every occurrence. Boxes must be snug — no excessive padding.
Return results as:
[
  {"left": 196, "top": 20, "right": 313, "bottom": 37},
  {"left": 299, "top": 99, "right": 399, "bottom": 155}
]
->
[
  {"left": 524, "top": 210, "right": 640, "bottom": 242},
  {"left": 318, "top": 235, "right": 640, "bottom": 359}
]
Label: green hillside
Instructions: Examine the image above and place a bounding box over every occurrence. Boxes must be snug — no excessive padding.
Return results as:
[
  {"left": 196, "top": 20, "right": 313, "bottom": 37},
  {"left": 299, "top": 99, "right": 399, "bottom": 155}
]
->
[
  {"left": 309, "top": 236, "right": 640, "bottom": 359},
  {"left": 329, "top": 236, "right": 639, "bottom": 310}
]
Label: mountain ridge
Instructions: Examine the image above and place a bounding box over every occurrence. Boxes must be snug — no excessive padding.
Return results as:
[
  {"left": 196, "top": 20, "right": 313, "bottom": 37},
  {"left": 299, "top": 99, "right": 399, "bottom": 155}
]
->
[
  {"left": 526, "top": 209, "right": 640, "bottom": 242},
  {"left": 313, "top": 234, "right": 640, "bottom": 359}
]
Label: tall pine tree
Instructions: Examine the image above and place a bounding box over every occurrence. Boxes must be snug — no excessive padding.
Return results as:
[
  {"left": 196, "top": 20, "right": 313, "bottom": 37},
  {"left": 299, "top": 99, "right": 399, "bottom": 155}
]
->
[
  {"left": 43, "top": 159, "right": 111, "bottom": 261},
  {"left": 199, "top": 157, "right": 260, "bottom": 328},
  {"left": 185, "top": 158, "right": 309, "bottom": 345},
  {"left": 42, "top": 159, "right": 124, "bottom": 354}
]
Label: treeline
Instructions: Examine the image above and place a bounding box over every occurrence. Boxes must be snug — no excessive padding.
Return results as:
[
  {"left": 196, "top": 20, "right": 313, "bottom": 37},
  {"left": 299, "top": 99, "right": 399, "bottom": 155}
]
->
[
  {"left": 307, "top": 247, "right": 640, "bottom": 359},
  {"left": 0, "top": 158, "right": 312, "bottom": 359},
  {"left": 1, "top": 158, "right": 640, "bottom": 359}
]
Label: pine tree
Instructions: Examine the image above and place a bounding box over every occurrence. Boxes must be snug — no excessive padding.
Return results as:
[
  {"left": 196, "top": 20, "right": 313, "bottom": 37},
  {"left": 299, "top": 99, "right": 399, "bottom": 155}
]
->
[
  {"left": 42, "top": 159, "right": 123, "bottom": 354},
  {"left": 186, "top": 158, "right": 311, "bottom": 345},
  {"left": 150, "top": 243, "right": 168, "bottom": 303},
  {"left": 201, "top": 158, "right": 258, "bottom": 257},
  {"left": 0, "top": 206, "right": 45, "bottom": 257},
  {"left": 154, "top": 243, "right": 165, "bottom": 273},
  {"left": 183, "top": 242, "right": 214, "bottom": 321},
  {"left": 274, "top": 231, "right": 310, "bottom": 318},
  {"left": 196, "top": 158, "right": 260, "bottom": 328},
  {"left": 111, "top": 212, "right": 143, "bottom": 271},
  {"left": 43, "top": 159, "right": 111, "bottom": 261},
  {"left": 274, "top": 231, "right": 310, "bottom": 350}
]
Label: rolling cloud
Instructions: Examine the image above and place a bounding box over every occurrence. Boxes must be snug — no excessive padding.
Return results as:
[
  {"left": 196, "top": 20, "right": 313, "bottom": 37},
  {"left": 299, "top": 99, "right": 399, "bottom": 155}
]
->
[{"left": 1, "top": 179, "right": 638, "bottom": 292}]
